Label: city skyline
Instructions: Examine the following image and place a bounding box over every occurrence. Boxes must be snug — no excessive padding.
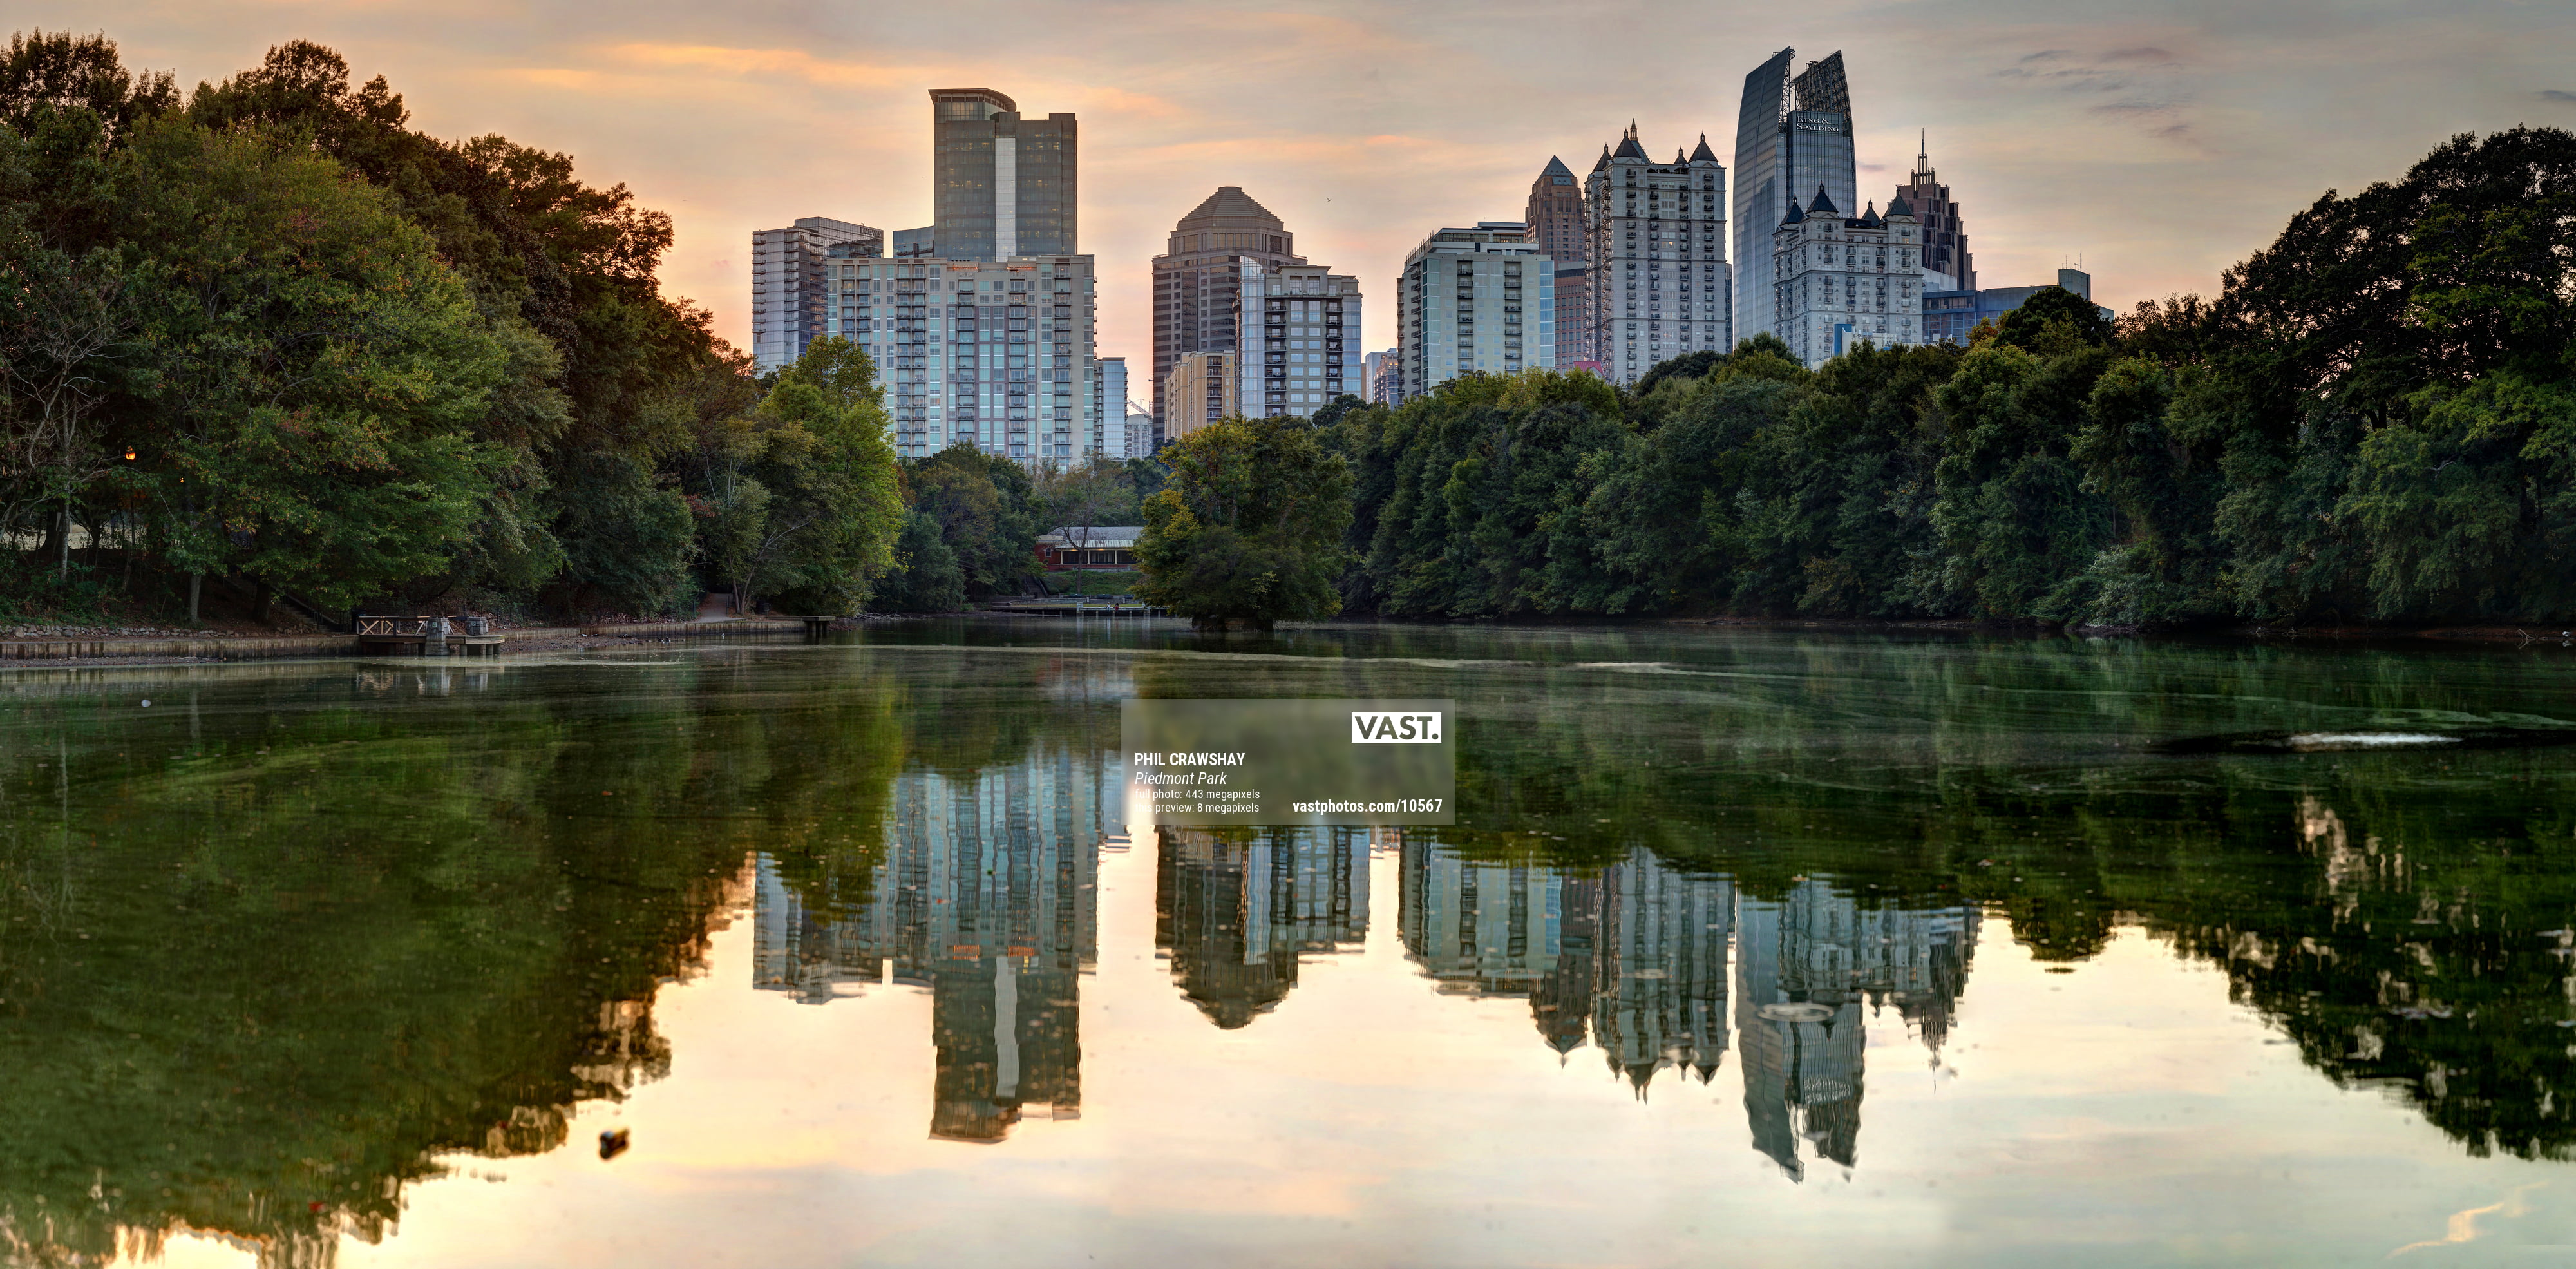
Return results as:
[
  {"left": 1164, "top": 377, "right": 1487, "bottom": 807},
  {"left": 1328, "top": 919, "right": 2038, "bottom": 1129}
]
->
[{"left": 41, "top": 1, "right": 2575, "bottom": 389}]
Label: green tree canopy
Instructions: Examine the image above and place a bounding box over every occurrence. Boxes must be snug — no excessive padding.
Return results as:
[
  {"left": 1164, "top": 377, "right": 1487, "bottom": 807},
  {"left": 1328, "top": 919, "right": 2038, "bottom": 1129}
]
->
[{"left": 1136, "top": 415, "right": 1353, "bottom": 631}]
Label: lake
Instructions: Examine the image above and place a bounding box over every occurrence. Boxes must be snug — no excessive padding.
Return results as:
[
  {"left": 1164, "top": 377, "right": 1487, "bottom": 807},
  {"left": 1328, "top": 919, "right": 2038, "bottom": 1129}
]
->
[{"left": 5, "top": 621, "right": 2575, "bottom": 1266}]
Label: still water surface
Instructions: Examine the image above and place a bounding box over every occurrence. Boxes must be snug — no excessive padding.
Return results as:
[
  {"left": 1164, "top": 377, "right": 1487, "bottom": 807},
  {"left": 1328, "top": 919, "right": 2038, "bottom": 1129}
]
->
[{"left": 6, "top": 622, "right": 2576, "bottom": 1266}]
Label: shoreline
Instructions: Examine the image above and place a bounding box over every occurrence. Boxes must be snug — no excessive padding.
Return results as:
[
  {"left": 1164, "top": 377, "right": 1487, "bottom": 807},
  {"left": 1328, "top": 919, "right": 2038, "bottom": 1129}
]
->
[{"left": 0, "top": 617, "right": 878, "bottom": 669}]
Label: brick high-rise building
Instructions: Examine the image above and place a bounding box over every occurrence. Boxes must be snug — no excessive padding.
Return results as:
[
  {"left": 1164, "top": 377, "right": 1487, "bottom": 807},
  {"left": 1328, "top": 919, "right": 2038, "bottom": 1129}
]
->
[
  {"left": 1894, "top": 135, "right": 1974, "bottom": 292},
  {"left": 1526, "top": 156, "right": 1592, "bottom": 369},
  {"left": 1151, "top": 187, "right": 1304, "bottom": 444}
]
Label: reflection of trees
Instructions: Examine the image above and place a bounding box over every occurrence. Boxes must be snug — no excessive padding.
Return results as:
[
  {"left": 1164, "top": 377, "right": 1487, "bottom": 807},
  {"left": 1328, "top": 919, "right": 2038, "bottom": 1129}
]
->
[{"left": 0, "top": 656, "right": 917, "bottom": 1266}]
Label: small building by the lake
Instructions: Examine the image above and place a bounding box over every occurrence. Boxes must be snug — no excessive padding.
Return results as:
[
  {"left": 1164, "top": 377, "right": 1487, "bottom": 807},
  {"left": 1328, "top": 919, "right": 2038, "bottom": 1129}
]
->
[{"left": 1038, "top": 526, "right": 1141, "bottom": 569}]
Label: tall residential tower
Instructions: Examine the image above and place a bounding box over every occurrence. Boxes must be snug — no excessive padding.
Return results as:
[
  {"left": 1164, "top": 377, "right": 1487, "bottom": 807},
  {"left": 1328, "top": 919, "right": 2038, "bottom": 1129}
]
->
[
  {"left": 752, "top": 217, "right": 880, "bottom": 373},
  {"left": 1400, "top": 222, "right": 1555, "bottom": 398},
  {"left": 1586, "top": 126, "right": 1728, "bottom": 383}
]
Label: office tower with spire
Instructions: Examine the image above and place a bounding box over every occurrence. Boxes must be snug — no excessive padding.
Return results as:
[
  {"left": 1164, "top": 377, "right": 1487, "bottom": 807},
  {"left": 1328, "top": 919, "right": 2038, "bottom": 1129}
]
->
[
  {"left": 929, "top": 88, "right": 1077, "bottom": 261},
  {"left": 752, "top": 217, "right": 880, "bottom": 373},
  {"left": 1584, "top": 124, "right": 1729, "bottom": 383},
  {"left": 1151, "top": 187, "right": 1305, "bottom": 442},
  {"left": 1733, "top": 49, "right": 1858, "bottom": 354},
  {"left": 1770, "top": 183, "right": 1925, "bottom": 366},
  {"left": 1526, "top": 157, "right": 1592, "bottom": 368},
  {"left": 1895, "top": 137, "right": 1974, "bottom": 292}
]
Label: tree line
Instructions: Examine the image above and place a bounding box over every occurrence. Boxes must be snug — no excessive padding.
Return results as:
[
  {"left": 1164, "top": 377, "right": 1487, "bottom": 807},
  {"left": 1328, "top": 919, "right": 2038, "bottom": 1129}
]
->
[
  {"left": 0, "top": 33, "right": 1144, "bottom": 622},
  {"left": 1139, "top": 125, "right": 2576, "bottom": 630}
]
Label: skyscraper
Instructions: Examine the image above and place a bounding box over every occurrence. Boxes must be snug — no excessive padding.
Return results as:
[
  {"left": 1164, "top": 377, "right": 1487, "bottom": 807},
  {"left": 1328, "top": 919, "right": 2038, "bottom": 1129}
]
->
[
  {"left": 751, "top": 217, "right": 879, "bottom": 373},
  {"left": 1585, "top": 127, "right": 1728, "bottom": 383},
  {"left": 1400, "top": 222, "right": 1555, "bottom": 398},
  {"left": 1231, "top": 260, "right": 1361, "bottom": 416},
  {"left": 1733, "top": 48, "right": 1857, "bottom": 352},
  {"left": 1162, "top": 350, "right": 1236, "bottom": 442},
  {"left": 1895, "top": 137, "right": 1974, "bottom": 292},
  {"left": 1526, "top": 157, "right": 1593, "bottom": 368},
  {"left": 1151, "top": 187, "right": 1305, "bottom": 443},
  {"left": 1092, "top": 356, "right": 1127, "bottom": 459},
  {"left": 929, "top": 88, "right": 1077, "bottom": 261},
  {"left": 828, "top": 254, "right": 1097, "bottom": 461}
]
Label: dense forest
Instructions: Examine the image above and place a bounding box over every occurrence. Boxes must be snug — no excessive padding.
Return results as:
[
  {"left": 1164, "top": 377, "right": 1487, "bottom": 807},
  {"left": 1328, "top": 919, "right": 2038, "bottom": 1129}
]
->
[{"left": 1312, "top": 125, "right": 2576, "bottom": 628}]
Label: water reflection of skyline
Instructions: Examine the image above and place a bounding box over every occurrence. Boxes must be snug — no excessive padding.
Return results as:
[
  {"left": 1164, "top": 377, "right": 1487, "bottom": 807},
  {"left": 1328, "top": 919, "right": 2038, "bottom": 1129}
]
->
[
  {"left": 749, "top": 742, "right": 1980, "bottom": 1174},
  {"left": 1401, "top": 843, "right": 1978, "bottom": 1179},
  {"left": 753, "top": 748, "right": 1117, "bottom": 1141}
]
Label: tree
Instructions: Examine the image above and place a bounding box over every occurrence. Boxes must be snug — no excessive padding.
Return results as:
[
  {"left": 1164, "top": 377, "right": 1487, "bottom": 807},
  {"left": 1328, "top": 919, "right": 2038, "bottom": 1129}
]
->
[
  {"left": 904, "top": 444, "right": 1046, "bottom": 598},
  {"left": 1135, "top": 415, "right": 1352, "bottom": 631},
  {"left": 688, "top": 336, "right": 900, "bottom": 615}
]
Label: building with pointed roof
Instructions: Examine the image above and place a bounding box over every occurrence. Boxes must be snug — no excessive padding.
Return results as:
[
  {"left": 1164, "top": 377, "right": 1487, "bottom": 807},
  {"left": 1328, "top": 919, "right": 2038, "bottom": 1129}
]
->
[
  {"left": 1150, "top": 187, "right": 1307, "bottom": 444},
  {"left": 1771, "top": 182, "right": 1924, "bottom": 367},
  {"left": 1526, "top": 156, "right": 1591, "bottom": 369},
  {"left": 1584, "top": 122, "right": 1730, "bottom": 383},
  {"left": 1894, "top": 136, "right": 1975, "bottom": 292}
]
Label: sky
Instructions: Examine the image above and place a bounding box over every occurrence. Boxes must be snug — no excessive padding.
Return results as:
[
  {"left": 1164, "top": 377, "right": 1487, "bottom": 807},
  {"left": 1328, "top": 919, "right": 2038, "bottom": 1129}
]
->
[{"left": 18, "top": 0, "right": 2575, "bottom": 397}]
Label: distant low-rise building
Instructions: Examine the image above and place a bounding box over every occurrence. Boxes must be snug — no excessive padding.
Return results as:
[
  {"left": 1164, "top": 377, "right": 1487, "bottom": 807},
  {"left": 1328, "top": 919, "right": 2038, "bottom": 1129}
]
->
[
  {"left": 1922, "top": 268, "right": 2110, "bottom": 345},
  {"left": 1036, "top": 525, "right": 1141, "bottom": 569},
  {"left": 1163, "top": 350, "right": 1236, "bottom": 441}
]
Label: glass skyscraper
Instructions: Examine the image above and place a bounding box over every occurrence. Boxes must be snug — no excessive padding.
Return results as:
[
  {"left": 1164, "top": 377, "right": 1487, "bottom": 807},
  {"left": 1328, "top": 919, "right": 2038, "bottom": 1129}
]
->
[{"left": 1732, "top": 48, "right": 1857, "bottom": 353}]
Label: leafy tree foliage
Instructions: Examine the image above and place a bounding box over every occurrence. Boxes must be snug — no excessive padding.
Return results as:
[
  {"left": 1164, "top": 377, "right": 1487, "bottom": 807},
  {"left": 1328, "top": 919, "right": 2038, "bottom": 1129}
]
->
[
  {"left": 901, "top": 444, "right": 1046, "bottom": 599},
  {"left": 1136, "top": 416, "right": 1352, "bottom": 630}
]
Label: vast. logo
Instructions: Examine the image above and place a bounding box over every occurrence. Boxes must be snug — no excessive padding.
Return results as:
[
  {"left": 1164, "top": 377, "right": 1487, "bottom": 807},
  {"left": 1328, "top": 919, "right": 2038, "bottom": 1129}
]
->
[{"left": 1350, "top": 712, "right": 1443, "bottom": 743}]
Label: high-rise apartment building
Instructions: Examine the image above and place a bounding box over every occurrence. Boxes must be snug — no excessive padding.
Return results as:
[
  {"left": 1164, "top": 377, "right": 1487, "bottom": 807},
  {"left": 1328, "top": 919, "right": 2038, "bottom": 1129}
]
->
[
  {"left": 752, "top": 217, "right": 880, "bottom": 373},
  {"left": 1770, "top": 186, "right": 1922, "bottom": 367},
  {"left": 929, "top": 88, "right": 1077, "bottom": 261},
  {"left": 1895, "top": 137, "right": 1974, "bottom": 292},
  {"left": 1124, "top": 413, "right": 1155, "bottom": 458},
  {"left": 1526, "top": 156, "right": 1593, "bottom": 368},
  {"left": 1734, "top": 48, "right": 1857, "bottom": 354},
  {"left": 1162, "top": 350, "right": 1236, "bottom": 442},
  {"left": 1399, "top": 222, "right": 1555, "bottom": 398},
  {"left": 1151, "top": 187, "right": 1305, "bottom": 443},
  {"left": 1586, "top": 128, "right": 1728, "bottom": 383},
  {"left": 827, "top": 254, "right": 1097, "bottom": 461},
  {"left": 1092, "top": 356, "right": 1128, "bottom": 459},
  {"left": 1230, "top": 261, "right": 1361, "bottom": 417}
]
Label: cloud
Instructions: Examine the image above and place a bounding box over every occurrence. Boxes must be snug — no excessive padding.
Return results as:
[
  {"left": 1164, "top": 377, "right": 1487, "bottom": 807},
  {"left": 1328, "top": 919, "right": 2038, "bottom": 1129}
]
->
[
  {"left": 2101, "top": 46, "right": 2179, "bottom": 63},
  {"left": 2021, "top": 50, "right": 2072, "bottom": 63},
  {"left": 2543, "top": 89, "right": 2576, "bottom": 102}
]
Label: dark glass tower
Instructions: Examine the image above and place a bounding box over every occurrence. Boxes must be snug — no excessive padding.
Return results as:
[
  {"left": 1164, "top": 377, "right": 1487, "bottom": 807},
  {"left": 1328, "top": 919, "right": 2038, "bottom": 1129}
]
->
[
  {"left": 1732, "top": 48, "right": 1856, "bottom": 347},
  {"left": 929, "top": 88, "right": 1078, "bottom": 260}
]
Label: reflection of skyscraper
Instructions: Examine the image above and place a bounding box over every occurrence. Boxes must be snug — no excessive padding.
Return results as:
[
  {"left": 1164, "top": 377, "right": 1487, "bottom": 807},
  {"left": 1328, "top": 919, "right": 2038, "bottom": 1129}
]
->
[
  {"left": 1736, "top": 879, "right": 1977, "bottom": 1179},
  {"left": 753, "top": 746, "right": 1112, "bottom": 1142},
  {"left": 1400, "top": 841, "right": 1732, "bottom": 1091},
  {"left": 1155, "top": 827, "right": 1370, "bottom": 1029}
]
